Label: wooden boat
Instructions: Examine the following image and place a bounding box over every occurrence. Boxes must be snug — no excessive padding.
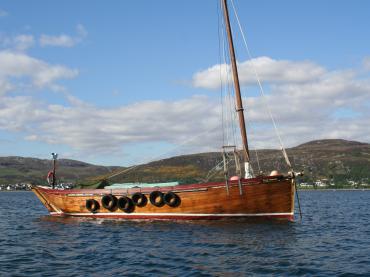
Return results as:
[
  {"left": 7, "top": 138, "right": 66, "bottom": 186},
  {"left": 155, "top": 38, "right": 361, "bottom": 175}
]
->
[
  {"left": 33, "top": 176, "right": 294, "bottom": 220},
  {"left": 32, "top": 0, "right": 300, "bottom": 221}
]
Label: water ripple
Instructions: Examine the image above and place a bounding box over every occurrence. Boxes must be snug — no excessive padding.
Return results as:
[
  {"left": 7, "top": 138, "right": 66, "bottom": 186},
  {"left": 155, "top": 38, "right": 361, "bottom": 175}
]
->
[{"left": 0, "top": 191, "right": 370, "bottom": 276}]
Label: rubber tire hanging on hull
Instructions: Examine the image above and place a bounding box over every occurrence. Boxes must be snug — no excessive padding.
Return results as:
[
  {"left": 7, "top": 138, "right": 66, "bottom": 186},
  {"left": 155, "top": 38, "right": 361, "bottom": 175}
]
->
[
  {"left": 149, "top": 191, "right": 165, "bottom": 207},
  {"left": 86, "top": 199, "right": 100, "bottom": 213},
  {"left": 131, "top": 192, "right": 147, "bottom": 207},
  {"left": 101, "top": 194, "right": 117, "bottom": 211},
  {"left": 117, "top": 196, "right": 135, "bottom": 213},
  {"left": 164, "top": 191, "right": 181, "bottom": 207}
]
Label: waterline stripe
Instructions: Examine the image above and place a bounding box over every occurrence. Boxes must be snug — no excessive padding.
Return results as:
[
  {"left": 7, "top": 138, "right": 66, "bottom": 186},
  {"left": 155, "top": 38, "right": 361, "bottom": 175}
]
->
[{"left": 50, "top": 212, "right": 293, "bottom": 217}]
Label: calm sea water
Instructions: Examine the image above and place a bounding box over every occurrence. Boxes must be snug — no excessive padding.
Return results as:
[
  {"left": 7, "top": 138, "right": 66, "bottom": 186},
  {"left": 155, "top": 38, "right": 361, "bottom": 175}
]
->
[{"left": 0, "top": 191, "right": 369, "bottom": 276}]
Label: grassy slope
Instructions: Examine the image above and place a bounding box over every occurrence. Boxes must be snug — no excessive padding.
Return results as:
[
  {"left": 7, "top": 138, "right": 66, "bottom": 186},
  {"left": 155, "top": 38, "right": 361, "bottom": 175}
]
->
[
  {"left": 95, "top": 139, "right": 370, "bottom": 186},
  {"left": 1, "top": 139, "right": 369, "bottom": 186},
  {"left": 0, "top": 157, "right": 121, "bottom": 185}
]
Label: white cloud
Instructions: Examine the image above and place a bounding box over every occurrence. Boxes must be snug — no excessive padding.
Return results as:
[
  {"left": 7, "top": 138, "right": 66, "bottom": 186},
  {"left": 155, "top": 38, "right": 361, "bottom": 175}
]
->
[
  {"left": 40, "top": 34, "right": 75, "bottom": 47},
  {"left": 0, "top": 93, "right": 222, "bottom": 155},
  {"left": 0, "top": 54, "right": 369, "bottom": 162},
  {"left": 0, "top": 95, "right": 41, "bottom": 132},
  {"left": 0, "top": 34, "right": 35, "bottom": 51},
  {"left": 192, "top": 56, "right": 370, "bottom": 150},
  {"left": 40, "top": 24, "right": 88, "bottom": 47},
  {"left": 0, "top": 79, "right": 13, "bottom": 95},
  {"left": 193, "top": 56, "right": 326, "bottom": 89},
  {"left": 363, "top": 56, "right": 370, "bottom": 71},
  {"left": 13, "top": 34, "right": 35, "bottom": 51},
  {"left": 0, "top": 50, "right": 78, "bottom": 90}
]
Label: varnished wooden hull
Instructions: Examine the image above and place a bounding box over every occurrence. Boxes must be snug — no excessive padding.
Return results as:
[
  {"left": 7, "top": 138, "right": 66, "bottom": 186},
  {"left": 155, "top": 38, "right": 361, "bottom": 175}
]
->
[{"left": 32, "top": 176, "right": 295, "bottom": 221}]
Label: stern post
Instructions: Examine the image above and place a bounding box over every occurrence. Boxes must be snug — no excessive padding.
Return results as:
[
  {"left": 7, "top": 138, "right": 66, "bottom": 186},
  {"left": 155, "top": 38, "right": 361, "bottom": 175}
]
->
[{"left": 51, "top": 153, "right": 58, "bottom": 189}]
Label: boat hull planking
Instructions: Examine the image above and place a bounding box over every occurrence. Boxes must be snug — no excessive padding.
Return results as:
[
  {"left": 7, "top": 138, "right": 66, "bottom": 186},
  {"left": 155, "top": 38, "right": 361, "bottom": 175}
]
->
[{"left": 32, "top": 176, "right": 295, "bottom": 221}]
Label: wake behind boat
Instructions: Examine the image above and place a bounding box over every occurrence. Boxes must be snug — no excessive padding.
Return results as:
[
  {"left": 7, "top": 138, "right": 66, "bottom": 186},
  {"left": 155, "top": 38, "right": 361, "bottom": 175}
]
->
[{"left": 32, "top": 0, "right": 302, "bottom": 221}]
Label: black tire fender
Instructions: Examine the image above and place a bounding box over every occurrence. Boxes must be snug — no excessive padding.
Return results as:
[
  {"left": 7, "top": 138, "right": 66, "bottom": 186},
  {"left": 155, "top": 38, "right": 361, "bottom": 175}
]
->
[
  {"left": 117, "top": 196, "right": 135, "bottom": 213},
  {"left": 86, "top": 199, "right": 100, "bottom": 212},
  {"left": 101, "top": 194, "right": 117, "bottom": 211},
  {"left": 131, "top": 192, "right": 148, "bottom": 207},
  {"left": 149, "top": 191, "right": 165, "bottom": 207},
  {"left": 164, "top": 192, "right": 181, "bottom": 207}
]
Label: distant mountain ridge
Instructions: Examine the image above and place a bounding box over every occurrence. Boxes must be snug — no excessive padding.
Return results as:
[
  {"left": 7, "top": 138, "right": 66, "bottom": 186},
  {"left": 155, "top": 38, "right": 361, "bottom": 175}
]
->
[
  {"left": 0, "top": 156, "right": 121, "bottom": 184},
  {"left": 105, "top": 139, "right": 370, "bottom": 185},
  {"left": 0, "top": 139, "right": 369, "bottom": 186}
]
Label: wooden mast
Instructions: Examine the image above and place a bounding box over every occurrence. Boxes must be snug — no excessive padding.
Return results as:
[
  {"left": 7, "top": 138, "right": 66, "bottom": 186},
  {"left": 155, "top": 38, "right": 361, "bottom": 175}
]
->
[{"left": 221, "top": 0, "right": 250, "bottom": 162}]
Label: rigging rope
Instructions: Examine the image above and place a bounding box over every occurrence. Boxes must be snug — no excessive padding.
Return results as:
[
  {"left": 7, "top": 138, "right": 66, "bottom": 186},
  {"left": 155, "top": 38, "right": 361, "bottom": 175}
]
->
[
  {"left": 108, "top": 0, "right": 292, "bottom": 183},
  {"left": 254, "top": 145, "right": 261, "bottom": 173},
  {"left": 230, "top": 0, "right": 293, "bottom": 170},
  {"left": 294, "top": 179, "right": 303, "bottom": 221},
  {"left": 204, "top": 156, "right": 232, "bottom": 182},
  {"left": 217, "top": 0, "right": 226, "bottom": 147},
  {"left": 108, "top": 3, "right": 234, "bottom": 183},
  {"left": 106, "top": 124, "right": 223, "bottom": 181},
  {"left": 220, "top": 5, "right": 238, "bottom": 149}
]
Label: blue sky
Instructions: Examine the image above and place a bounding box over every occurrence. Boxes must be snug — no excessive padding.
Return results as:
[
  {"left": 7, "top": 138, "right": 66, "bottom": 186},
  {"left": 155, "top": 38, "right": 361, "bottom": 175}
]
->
[{"left": 0, "top": 0, "right": 370, "bottom": 166}]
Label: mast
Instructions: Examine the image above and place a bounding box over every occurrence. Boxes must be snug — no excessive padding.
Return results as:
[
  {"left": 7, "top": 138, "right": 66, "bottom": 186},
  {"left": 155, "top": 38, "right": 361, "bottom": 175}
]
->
[{"left": 221, "top": 0, "right": 250, "bottom": 163}]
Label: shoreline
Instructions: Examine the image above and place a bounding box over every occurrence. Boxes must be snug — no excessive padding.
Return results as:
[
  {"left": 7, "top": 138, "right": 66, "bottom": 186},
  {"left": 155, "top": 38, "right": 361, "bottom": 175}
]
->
[
  {"left": 298, "top": 188, "right": 370, "bottom": 191},
  {"left": 0, "top": 190, "right": 32, "bottom": 192}
]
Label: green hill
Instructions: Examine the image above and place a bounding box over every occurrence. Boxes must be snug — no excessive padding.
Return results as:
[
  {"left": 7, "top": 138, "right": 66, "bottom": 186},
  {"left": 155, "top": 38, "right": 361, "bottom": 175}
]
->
[
  {"left": 105, "top": 139, "right": 370, "bottom": 186},
  {"left": 0, "top": 157, "right": 120, "bottom": 185},
  {"left": 1, "top": 139, "right": 369, "bottom": 186}
]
